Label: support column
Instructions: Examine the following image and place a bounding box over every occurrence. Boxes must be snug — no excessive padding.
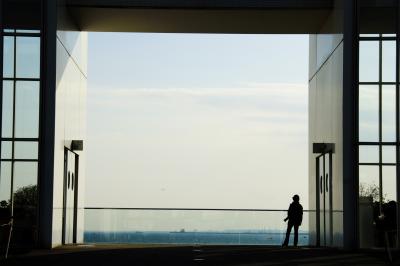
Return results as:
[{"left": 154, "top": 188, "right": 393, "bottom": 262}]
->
[
  {"left": 38, "top": 0, "right": 57, "bottom": 248},
  {"left": 396, "top": 0, "right": 400, "bottom": 250},
  {"left": 342, "top": 0, "right": 358, "bottom": 250}
]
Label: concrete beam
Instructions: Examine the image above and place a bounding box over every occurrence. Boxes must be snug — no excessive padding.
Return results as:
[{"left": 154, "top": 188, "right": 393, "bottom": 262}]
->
[
  {"left": 67, "top": 7, "right": 331, "bottom": 33},
  {"left": 66, "top": 0, "right": 333, "bottom": 9},
  {"left": 63, "top": 0, "right": 334, "bottom": 33}
]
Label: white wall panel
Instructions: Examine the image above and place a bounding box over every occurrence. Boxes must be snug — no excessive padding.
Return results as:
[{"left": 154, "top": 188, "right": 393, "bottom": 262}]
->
[
  {"left": 52, "top": 4, "right": 87, "bottom": 245},
  {"left": 309, "top": 37, "right": 343, "bottom": 247}
]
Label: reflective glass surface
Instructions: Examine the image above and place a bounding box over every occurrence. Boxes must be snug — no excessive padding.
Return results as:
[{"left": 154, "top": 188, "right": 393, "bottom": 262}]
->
[
  {"left": 358, "top": 25, "right": 399, "bottom": 250},
  {"left": 15, "top": 37, "right": 40, "bottom": 78},
  {"left": 12, "top": 162, "right": 38, "bottom": 239},
  {"left": 15, "top": 81, "right": 40, "bottom": 138},
  {"left": 13, "top": 162, "right": 37, "bottom": 193},
  {"left": 14, "top": 142, "right": 38, "bottom": 160},
  {"left": 359, "top": 166, "right": 379, "bottom": 202},
  {"left": 2, "top": 81, "right": 14, "bottom": 138},
  {"left": 0, "top": 162, "right": 11, "bottom": 204},
  {"left": 3, "top": 36, "right": 15, "bottom": 78},
  {"left": 359, "top": 41, "right": 379, "bottom": 82},
  {"left": 84, "top": 209, "right": 312, "bottom": 246},
  {"left": 382, "top": 41, "right": 396, "bottom": 82},
  {"left": 15, "top": 29, "right": 40, "bottom": 34},
  {"left": 359, "top": 85, "right": 379, "bottom": 142},
  {"left": 359, "top": 146, "right": 379, "bottom": 163},
  {"left": 359, "top": 34, "right": 380, "bottom": 37},
  {"left": 382, "top": 166, "right": 396, "bottom": 202},
  {"left": 1, "top": 28, "right": 41, "bottom": 248},
  {"left": 382, "top": 85, "right": 396, "bottom": 142},
  {"left": 1, "top": 141, "right": 12, "bottom": 159},
  {"left": 382, "top": 146, "right": 396, "bottom": 164}
]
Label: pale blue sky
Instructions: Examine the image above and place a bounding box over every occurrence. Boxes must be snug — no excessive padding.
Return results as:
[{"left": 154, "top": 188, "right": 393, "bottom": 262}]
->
[
  {"left": 88, "top": 33, "right": 308, "bottom": 88},
  {"left": 86, "top": 33, "right": 309, "bottom": 209}
]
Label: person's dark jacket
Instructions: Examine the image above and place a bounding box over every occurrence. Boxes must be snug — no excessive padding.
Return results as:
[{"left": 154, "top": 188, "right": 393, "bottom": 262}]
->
[{"left": 287, "top": 202, "right": 303, "bottom": 226}]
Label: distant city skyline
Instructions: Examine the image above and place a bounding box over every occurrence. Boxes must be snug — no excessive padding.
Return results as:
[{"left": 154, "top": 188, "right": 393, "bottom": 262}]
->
[{"left": 86, "top": 33, "right": 309, "bottom": 210}]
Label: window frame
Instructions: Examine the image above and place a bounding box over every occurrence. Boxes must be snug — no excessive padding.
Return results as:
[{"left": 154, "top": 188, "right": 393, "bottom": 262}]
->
[{"left": 0, "top": 28, "right": 42, "bottom": 237}]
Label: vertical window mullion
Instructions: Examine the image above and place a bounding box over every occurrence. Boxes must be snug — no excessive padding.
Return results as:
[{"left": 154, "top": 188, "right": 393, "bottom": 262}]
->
[
  {"left": 396, "top": 34, "right": 400, "bottom": 249},
  {"left": 396, "top": 2, "right": 400, "bottom": 248},
  {"left": 9, "top": 34, "right": 16, "bottom": 216},
  {"left": 379, "top": 36, "right": 383, "bottom": 210},
  {"left": 0, "top": 3, "right": 3, "bottom": 193}
]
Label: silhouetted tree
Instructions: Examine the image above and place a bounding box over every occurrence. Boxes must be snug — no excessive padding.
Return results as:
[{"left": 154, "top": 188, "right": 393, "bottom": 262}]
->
[
  {"left": 12, "top": 185, "right": 37, "bottom": 209},
  {"left": 0, "top": 200, "right": 8, "bottom": 208},
  {"left": 359, "top": 182, "right": 386, "bottom": 202}
]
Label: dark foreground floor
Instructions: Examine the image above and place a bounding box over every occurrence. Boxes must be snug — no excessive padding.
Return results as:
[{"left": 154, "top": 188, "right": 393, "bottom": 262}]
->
[{"left": 1, "top": 245, "right": 400, "bottom": 266}]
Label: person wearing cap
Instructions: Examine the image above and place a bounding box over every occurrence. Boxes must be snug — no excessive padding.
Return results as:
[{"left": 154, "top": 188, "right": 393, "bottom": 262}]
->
[{"left": 282, "top": 194, "right": 303, "bottom": 247}]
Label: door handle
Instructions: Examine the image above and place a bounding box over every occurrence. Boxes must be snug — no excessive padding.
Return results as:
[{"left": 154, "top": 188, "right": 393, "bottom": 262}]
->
[
  {"left": 320, "top": 176, "right": 323, "bottom": 194},
  {"left": 325, "top": 174, "right": 329, "bottom": 192}
]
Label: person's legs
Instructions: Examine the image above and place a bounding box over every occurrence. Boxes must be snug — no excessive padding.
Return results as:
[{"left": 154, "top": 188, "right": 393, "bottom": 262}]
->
[
  {"left": 283, "top": 222, "right": 293, "bottom": 246},
  {"left": 293, "top": 225, "right": 299, "bottom": 246}
]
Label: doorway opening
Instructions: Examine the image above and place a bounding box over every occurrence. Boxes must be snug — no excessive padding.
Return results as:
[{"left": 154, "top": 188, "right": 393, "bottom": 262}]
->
[{"left": 84, "top": 33, "right": 310, "bottom": 246}]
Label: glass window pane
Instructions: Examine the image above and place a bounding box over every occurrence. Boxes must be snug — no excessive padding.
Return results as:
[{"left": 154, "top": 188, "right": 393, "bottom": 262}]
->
[
  {"left": 359, "top": 145, "right": 379, "bottom": 163},
  {"left": 359, "top": 34, "right": 379, "bottom": 37},
  {"left": 382, "top": 34, "right": 396, "bottom": 37},
  {"left": 359, "top": 41, "right": 379, "bottom": 82},
  {"left": 382, "top": 146, "right": 396, "bottom": 164},
  {"left": 0, "top": 162, "right": 11, "bottom": 205},
  {"left": 382, "top": 85, "right": 396, "bottom": 142},
  {"left": 3, "top": 36, "right": 15, "bottom": 78},
  {"left": 13, "top": 162, "right": 38, "bottom": 229},
  {"left": 359, "top": 85, "right": 379, "bottom": 142},
  {"left": 359, "top": 165, "right": 380, "bottom": 203},
  {"left": 16, "top": 37, "right": 40, "bottom": 78},
  {"left": 1, "top": 141, "right": 12, "bottom": 159},
  {"left": 2, "top": 81, "right": 14, "bottom": 138},
  {"left": 381, "top": 166, "right": 397, "bottom": 248},
  {"left": 382, "top": 41, "right": 396, "bottom": 82},
  {"left": 14, "top": 142, "right": 38, "bottom": 160},
  {"left": 382, "top": 166, "right": 396, "bottom": 202},
  {"left": 3, "top": 29, "right": 15, "bottom": 33},
  {"left": 13, "top": 162, "right": 37, "bottom": 194},
  {"left": 15, "top": 29, "right": 40, "bottom": 34},
  {"left": 15, "top": 81, "right": 40, "bottom": 138}
]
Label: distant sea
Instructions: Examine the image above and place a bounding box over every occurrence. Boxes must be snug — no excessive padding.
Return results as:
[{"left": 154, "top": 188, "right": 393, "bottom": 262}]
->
[{"left": 84, "top": 231, "right": 309, "bottom": 246}]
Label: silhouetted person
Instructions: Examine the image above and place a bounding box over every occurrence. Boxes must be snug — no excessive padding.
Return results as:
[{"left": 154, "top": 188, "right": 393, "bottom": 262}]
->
[
  {"left": 375, "top": 200, "right": 397, "bottom": 248},
  {"left": 282, "top": 194, "right": 303, "bottom": 247}
]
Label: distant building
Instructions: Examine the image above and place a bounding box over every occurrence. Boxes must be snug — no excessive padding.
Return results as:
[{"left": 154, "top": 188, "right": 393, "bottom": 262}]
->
[{"left": 0, "top": 0, "right": 398, "bottom": 250}]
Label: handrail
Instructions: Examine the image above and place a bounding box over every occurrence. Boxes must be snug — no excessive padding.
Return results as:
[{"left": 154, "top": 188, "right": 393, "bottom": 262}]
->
[{"left": 84, "top": 207, "right": 317, "bottom": 212}]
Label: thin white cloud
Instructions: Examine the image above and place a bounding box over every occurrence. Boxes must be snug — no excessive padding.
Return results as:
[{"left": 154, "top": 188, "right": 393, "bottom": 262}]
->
[
  {"left": 88, "top": 83, "right": 307, "bottom": 97},
  {"left": 86, "top": 83, "right": 308, "bottom": 210}
]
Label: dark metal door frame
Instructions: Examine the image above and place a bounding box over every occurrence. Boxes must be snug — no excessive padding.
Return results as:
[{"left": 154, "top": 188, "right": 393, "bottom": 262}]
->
[
  {"left": 316, "top": 154, "right": 321, "bottom": 247},
  {"left": 62, "top": 147, "right": 79, "bottom": 245},
  {"left": 316, "top": 151, "right": 333, "bottom": 247}
]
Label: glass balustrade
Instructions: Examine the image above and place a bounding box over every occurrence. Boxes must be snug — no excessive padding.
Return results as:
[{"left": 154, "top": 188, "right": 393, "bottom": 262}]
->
[{"left": 84, "top": 208, "right": 313, "bottom": 246}]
